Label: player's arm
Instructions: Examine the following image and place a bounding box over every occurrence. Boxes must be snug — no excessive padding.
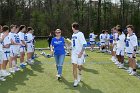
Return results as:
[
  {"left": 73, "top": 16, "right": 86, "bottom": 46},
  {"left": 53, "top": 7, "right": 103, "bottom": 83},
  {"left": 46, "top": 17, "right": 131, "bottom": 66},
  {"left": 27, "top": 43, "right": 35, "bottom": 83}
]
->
[
  {"left": 0, "top": 33, "right": 8, "bottom": 42},
  {"left": 79, "top": 33, "right": 87, "bottom": 55}
]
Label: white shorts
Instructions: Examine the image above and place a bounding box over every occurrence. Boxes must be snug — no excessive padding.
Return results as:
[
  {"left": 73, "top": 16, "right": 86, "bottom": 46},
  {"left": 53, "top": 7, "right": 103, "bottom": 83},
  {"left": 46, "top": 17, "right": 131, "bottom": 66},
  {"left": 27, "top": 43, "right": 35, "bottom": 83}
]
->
[
  {"left": 105, "top": 42, "right": 109, "bottom": 45},
  {"left": 116, "top": 48, "right": 124, "bottom": 56},
  {"left": 20, "top": 46, "right": 26, "bottom": 53},
  {"left": 10, "top": 46, "right": 19, "bottom": 57},
  {"left": 3, "top": 51, "right": 10, "bottom": 61},
  {"left": 27, "top": 44, "right": 34, "bottom": 53},
  {"left": 100, "top": 42, "right": 105, "bottom": 46},
  {"left": 0, "top": 51, "right": 3, "bottom": 64},
  {"left": 71, "top": 53, "right": 85, "bottom": 65},
  {"left": 113, "top": 45, "right": 117, "bottom": 51},
  {"left": 90, "top": 41, "right": 96, "bottom": 45},
  {"left": 126, "top": 53, "right": 136, "bottom": 58}
]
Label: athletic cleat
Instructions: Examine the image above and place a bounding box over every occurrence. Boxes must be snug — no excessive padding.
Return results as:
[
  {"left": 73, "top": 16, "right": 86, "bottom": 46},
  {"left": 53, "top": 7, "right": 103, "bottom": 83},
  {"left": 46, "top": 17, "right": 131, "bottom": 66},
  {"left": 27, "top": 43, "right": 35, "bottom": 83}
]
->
[
  {"left": 118, "top": 64, "right": 125, "bottom": 69},
  {"left": 9, "top": 68, "right": 15, "bottom": 73},
  {"left": 1, "top": 70, "right": 11, "bottom": 77},
  {"left": 0, "top": 77, "right": 6, "bottom": 81},
  {"left": 14, "top": 67, "right": 21, "bottom": 72},
  {"left": 73, "top": 80, "right": 79, "bottom": 87},
  {"left": 129, "top": 71, "right": 137, "bottom": 76}
]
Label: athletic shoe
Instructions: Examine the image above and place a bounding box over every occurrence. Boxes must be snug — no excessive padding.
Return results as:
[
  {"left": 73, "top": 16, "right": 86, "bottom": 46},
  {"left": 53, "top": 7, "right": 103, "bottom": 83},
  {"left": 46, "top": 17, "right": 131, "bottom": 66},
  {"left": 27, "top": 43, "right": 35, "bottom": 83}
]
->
[
  {"left": 77, "top": 74, "right": 81, "bottom": 83},
  {"left": 9, "top": 68, "right": 15, "bottom": 73},
  {"left": 126, "top": 69, "right": 132, "bottom": 74},
  {"left": 118, "top": 64, "right": 124, "bottom": 69},
  {"left": 14, "top": 67, "right": 21, "bottom": 72},
  {"left": 129, "top": 71, "right": 137, "bottom": 76},
  {"left": 73, "top": 80, "right": 78, "bottom": 87},
  {"left": 0, "top": 77, "right": 6, "bottom": 81},
  {"left": 1, "top": 70, "right": 11, "bottom": 77},
  {"left": 56, "top": 74, "right": 61, "bottom": 80},
  {"left": 20, "top": 63, "right": 26, "bottom": 68},
  {"left": 114, "top": 61, "right": 119, "bottom": 65}
]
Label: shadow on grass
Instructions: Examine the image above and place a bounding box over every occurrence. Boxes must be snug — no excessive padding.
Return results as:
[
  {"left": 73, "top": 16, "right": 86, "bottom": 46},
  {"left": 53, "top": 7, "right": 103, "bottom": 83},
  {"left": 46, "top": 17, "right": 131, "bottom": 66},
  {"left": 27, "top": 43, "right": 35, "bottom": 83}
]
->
[
  {"left": 83, "top": 67, "right": 99, "bottom": 74},
  {"left": 30, "top": 59, "right": 44, "bottom": 73},
  {"left": 61, "top": 77, "right": 103, "bottom": 93},
  {"left": 0, "top": 59, "right": 44, "bottom": 93},
  {"left": 0, "top": 68, "right": 36, "bottom": 93}
]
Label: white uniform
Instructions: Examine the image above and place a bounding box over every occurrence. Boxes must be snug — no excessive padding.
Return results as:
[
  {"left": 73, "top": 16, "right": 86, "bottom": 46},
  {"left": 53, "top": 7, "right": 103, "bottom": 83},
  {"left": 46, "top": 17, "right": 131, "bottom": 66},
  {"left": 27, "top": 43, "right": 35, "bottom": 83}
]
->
[
  {"left": 100, "top": 34, "right": 106, "bottom": 46},
  {"left": 89, "top": 33, "right": 96, "bottom": 45},
  {"left": 9, "top": 32, "right": 20, "bottom": 57},
  {"left": 113, "top": 32, "right": 118, "bottom": 51},
  {"left": 0, "top": 33, "right": 3, "bottom": 64},
  {"left": 71, "top": 31, "right": 87, "bottom": 65},
  {"left": 18, "top": 32, "right": 26, "bottom": 52},
  {"left": 2, "top": 34, "right": 10, "bottom": 60},
  {"left": 26, "top": 33, "right": 34, "bottom": 53},
  {"left": 116, "top": 33, "right": 125, "bottom": 56},
  {"left": 105, "top": 34, "right": 110, "bottom": 45},
  {"left": 125, "top": 33, "right": 138, "bottom": 58}
]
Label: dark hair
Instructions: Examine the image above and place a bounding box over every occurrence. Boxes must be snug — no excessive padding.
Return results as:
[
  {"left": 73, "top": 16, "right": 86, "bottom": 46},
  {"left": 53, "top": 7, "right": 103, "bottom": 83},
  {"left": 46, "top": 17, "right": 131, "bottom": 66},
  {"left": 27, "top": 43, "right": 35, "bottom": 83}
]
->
[
  {"left": 117, "top": 28, "right": 123, "bottom": 33},
  {"left": 72, "top": 22, "right": 79, "bottom": 30},
  {"left": 2, "top": 25, "right": 9, "bottom": 32},
  {"left": 102, "top": 30, "right": 105, "bottom": 33},
  {"left": 126, "top": 25, "right": 134, "bottom": 31},
  {"left": 19, "top": 25, "right": 26, "bottom": 31},
  {"left": 27, "top": 27, "right": 33, "bottom": 32}
]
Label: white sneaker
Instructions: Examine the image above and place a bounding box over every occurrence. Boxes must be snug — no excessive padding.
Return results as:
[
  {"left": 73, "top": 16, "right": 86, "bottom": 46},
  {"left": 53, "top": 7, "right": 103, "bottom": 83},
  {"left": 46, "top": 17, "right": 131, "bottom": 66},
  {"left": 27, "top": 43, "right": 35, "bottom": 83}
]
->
[
  {"left": 115, "top": 61, "right": 119, "bottom": 65},
  {"left": 9, "top": 68, "right": 15, "bottom": 73},
  {"left": 77, "top": 74, "right": 81, "bottom": 83},
  {"left": 14, "top": 67, "right": 20, "bottom": 72},
  {"left": 0, "top": 77, "right": 6, "bottom": 81},
  {"left": 129, "top": 71, "right": 137, "bottom": 76},
  {"left": 56, "top": 74, "right": 61, "bottom": 80},
  {"left": 118, "top": 64, "right": 124, "bottom": 69},
  {"left": 73, "top": 80, "right": 79, "bottom": 87},
  {"left": 1, "top": 70, "right": 11, "bottom": 77}
]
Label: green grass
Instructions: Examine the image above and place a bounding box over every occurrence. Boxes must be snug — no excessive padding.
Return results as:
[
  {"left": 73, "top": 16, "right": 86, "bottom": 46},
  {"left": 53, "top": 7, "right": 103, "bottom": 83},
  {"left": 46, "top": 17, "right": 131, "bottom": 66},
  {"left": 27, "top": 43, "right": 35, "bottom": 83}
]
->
[
  {"left": 0, "top": 49, "right": 140, "bottom": 93},
  {"left": 35, "top": 39, "right": 48, "bottom": 48}
]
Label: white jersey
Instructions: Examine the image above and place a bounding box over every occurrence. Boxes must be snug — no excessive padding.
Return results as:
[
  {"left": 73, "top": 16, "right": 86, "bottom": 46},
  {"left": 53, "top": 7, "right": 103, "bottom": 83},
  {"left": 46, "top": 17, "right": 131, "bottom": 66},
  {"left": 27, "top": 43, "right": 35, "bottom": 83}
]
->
[
  {"left": 2, "top": 34, "right": 10, "bottom": 52},
  {"left": 99, "top": 34, "right": 106, "bottom": 43},
  {"left": 89, "top": 33, "right": 96, "bottom": 42},
  {"left": 26, "top": 33, "right": 34, "bottom": 45},
  {"left": 116, "top": 33, "right": 125, "bottom": 49},
  {"left": 125, "top": 33, "right": 138, "bottom": 53},
  {"left": 113, "top": 32, "right": 118, "bottom": 44},
  {"left": 105, "top": 34, "right": 110, "bottom": 40},
  {"left": 0, "top": 33, "right": 3, "bottom": 51},
  {"left": 18, "top": 32, "right": 25, "bottom": 46},
  {"left": 71, "top": 31, "right": 87, "bottom": 54}
]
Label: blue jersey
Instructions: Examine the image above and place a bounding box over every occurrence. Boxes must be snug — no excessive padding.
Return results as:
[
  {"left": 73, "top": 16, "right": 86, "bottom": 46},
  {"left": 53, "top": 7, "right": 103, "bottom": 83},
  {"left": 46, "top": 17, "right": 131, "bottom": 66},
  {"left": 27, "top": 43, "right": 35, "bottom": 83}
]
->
[
  {"left": 110, "top": 34, "right": 113, "bottom": 43},
  {"left": 51, "top": 37, "right": 65, "bottom": 55}
]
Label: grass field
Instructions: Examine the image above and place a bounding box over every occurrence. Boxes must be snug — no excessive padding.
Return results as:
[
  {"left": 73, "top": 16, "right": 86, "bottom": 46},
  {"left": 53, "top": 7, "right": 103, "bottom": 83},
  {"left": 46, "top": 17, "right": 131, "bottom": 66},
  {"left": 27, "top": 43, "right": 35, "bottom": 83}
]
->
[
  {"left": 0, "top": 48, "right": 140, "bottom": 93},
  {"left": 1, "top": 40, "right": 140, "bottom": 93}
]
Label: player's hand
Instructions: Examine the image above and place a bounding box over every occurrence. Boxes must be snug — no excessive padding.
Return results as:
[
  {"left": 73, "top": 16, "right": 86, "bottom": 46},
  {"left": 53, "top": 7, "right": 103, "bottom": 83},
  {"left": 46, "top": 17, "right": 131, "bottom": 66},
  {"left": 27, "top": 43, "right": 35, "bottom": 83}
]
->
[
  {"left": 78, "top": 52, "right": 83, "bottom": 58},
  {"left": 50, "top": 50, "right": 54, "bottom": 55}
]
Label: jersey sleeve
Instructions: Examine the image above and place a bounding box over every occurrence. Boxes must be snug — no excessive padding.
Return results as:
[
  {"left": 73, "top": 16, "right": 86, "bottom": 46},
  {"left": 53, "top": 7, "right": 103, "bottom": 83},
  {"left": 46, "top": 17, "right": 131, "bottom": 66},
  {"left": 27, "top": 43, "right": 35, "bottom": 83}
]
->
[
  {"left": 19, "top": 33, "right": 24, "bottom": 41},
  {"left": 51, "top": 38, "right": 54, "bottom": 46},
  {"left": 131, "top": 35, "right": 138, "bottom": 47},
  {"left": 79, "top": 33, "right": 87, "bottom": 46}
]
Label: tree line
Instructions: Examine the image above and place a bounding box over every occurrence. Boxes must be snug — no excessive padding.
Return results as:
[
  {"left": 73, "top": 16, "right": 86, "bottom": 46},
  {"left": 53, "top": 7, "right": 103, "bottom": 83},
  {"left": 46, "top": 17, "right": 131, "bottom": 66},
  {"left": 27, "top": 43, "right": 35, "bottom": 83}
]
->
[{"left": 0, "top": 0, "right": 140, "bottom": 38}]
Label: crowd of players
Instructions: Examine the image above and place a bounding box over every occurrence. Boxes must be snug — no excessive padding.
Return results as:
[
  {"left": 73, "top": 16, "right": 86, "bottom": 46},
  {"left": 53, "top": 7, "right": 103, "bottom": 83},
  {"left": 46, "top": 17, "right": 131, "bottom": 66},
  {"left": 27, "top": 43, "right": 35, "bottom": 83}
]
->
[
  {"left": 0, "top": 25, "right": 35, "bottom": 81},
  {"left": 89, "top": 25, "right": 139, "bottom": 76}
]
